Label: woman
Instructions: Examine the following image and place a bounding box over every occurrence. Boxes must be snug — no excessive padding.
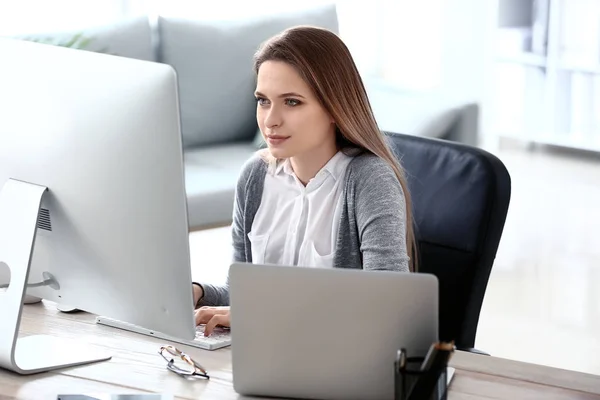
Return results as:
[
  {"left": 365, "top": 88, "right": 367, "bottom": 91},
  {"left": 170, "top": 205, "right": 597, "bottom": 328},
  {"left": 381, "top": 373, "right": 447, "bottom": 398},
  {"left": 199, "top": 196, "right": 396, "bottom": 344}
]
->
[{"left": 194, "top": 25, "right": 417, "bottom": 336}]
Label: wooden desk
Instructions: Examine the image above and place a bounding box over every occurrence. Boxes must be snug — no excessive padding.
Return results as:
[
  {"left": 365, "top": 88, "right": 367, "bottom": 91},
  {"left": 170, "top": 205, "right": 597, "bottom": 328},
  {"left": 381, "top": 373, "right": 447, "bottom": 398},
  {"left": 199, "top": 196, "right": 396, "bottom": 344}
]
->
[{"left": 2, "top": 301, "right": 600, "bottom": 400}]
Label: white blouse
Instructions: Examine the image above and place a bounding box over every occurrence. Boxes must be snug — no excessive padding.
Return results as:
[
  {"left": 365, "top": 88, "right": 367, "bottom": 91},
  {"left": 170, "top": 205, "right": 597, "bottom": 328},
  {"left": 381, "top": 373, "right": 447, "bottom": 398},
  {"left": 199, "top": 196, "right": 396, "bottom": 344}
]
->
[{"left": 248, "top": 151, "right": 354, "bottom": 268}]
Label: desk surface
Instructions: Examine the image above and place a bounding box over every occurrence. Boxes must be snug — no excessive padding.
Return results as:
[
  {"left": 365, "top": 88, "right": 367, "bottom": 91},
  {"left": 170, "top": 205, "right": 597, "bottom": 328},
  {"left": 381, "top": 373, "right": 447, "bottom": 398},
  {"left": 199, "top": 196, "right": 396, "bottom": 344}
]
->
[{"left": 2, "top": 301, "right": 600, "bottom": 400}]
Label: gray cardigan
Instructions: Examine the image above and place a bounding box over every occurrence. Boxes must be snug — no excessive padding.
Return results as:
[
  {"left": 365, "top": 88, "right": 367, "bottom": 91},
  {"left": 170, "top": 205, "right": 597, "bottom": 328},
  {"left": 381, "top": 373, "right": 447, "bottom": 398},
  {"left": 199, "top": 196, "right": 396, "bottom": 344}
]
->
[{"left": 197, "top": 151, "right": 410, "bottom": 307}]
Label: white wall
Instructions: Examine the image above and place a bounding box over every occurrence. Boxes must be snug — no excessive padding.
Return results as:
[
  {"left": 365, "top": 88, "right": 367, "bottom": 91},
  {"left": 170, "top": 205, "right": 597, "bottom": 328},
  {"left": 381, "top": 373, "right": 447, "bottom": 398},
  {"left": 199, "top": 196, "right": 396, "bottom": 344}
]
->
[
  {"left": 0, "top": 0, "right": 130, "bottom": 35},
  {"left": 439, "top": 0, "right": 489, "bottom": 102},
  {"left": 437, "top": 0, "right": 496, "bottom": 143}
]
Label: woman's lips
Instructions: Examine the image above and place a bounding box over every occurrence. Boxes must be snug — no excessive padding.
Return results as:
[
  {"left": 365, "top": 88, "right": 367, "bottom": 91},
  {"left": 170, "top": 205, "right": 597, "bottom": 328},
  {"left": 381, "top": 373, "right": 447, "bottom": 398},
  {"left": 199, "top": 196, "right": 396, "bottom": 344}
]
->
[{"left": 267, "top": 136, "right": 290, "bottom": 146}]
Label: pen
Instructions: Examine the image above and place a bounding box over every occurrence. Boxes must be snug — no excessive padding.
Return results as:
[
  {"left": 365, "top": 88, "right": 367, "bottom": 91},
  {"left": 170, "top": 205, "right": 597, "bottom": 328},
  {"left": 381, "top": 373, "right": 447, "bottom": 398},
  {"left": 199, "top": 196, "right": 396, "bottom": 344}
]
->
[
  {"left": 395, "top": 348, "right": 407, "bottom": 374},
  {"left": 420, "top": 343, "right": 438, "bottom": 372},
  {"left": 399, "top": 348, "right": 407, "bottom": 371},
  {"left": 419, "top": 341, "right": 454, "bottom": 371},
  {"left": 409, "top": 341, "right": 455, "bottom": 400}
]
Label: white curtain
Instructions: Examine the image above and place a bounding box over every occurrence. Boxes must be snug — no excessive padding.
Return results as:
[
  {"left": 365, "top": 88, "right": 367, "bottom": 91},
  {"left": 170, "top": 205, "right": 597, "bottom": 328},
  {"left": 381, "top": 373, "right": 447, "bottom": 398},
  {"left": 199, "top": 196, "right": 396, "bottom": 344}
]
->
[{"left": 0, "top": 0, "right": 444, "bottom": 92}]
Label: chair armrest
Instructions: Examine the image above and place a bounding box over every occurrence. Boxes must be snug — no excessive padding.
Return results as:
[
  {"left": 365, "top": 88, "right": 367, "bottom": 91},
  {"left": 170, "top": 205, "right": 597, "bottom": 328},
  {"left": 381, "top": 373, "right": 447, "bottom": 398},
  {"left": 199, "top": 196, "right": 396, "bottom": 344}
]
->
[{"left": 456, "top": 347, "right": 490, "bottom": 356}]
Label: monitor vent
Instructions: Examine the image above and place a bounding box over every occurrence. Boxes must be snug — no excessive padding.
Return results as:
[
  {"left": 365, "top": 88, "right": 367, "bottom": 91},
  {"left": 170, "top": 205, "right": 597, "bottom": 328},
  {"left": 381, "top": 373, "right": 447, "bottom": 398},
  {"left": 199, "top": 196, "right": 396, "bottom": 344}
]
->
[{"left": 37, "top": 208, "right": 52, "bottom": 231}]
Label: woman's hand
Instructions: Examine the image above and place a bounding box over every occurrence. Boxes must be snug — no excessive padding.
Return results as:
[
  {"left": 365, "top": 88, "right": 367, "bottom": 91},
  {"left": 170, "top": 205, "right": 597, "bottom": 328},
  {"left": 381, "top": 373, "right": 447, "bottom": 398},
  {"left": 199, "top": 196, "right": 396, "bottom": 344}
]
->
[{"left": 194, "top": 306, "right": 230, "bottom": 336}]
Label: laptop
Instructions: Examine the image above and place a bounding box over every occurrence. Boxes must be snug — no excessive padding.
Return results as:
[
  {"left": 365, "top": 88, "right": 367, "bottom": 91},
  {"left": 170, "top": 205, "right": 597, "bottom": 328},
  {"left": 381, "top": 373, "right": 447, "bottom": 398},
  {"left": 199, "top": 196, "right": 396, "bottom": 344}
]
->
[{"left": 229, "top": 263, "right": 446, "bottom": 400}]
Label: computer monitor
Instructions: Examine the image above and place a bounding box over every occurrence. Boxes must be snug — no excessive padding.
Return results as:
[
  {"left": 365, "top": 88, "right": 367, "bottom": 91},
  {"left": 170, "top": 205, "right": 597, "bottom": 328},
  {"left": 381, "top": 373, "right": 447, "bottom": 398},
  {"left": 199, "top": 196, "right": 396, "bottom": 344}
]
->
[{"left": 0, "top": 37, "right": 196, "bottom": 375}]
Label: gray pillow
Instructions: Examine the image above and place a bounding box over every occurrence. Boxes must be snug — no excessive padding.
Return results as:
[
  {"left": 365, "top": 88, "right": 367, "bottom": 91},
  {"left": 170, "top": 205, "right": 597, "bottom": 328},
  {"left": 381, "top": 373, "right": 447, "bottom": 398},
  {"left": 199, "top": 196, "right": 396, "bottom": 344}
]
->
[{"left": 157, "top": 4, "right": 339, "bottom": 149}]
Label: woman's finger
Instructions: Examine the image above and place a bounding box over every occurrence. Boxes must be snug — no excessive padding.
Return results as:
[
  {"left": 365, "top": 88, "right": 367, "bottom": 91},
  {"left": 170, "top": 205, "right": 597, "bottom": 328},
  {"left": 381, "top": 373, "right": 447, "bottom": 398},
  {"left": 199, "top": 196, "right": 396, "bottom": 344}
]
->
[
  {"left": 195, "top": 307, "right": 229, "bottom": 325},
  {"left": 204, "top": 314, "right": 230, "bottom": 337},
  {"left": 195, "top": 308, "right": 213, "bottom": 325}
]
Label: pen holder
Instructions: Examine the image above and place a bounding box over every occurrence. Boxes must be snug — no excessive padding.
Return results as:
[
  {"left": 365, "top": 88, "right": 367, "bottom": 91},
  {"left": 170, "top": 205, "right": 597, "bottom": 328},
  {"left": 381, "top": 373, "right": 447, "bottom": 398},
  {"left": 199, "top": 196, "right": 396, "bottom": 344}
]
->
[{"left": 395, "top": 357, "right": 448, "bottom": 400}]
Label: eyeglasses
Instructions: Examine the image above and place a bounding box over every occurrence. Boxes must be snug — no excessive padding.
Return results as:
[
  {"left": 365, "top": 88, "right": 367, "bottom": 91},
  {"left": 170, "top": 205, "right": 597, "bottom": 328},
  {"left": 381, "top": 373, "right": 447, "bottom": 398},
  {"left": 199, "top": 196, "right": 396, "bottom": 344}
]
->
[{"left": 159, "top": 345, "right": 210, "bottom": 379}]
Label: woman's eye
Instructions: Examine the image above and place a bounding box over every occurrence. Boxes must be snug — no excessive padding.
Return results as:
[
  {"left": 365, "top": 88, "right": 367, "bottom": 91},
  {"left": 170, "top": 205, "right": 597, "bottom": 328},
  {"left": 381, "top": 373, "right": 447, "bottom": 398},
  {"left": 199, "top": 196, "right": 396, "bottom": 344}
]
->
[
  {"left": 285, "top": 98, "right": 300, "bottom": 106},
  {"left": 256, "top": 97, "right": 269, "bottom": 106}
]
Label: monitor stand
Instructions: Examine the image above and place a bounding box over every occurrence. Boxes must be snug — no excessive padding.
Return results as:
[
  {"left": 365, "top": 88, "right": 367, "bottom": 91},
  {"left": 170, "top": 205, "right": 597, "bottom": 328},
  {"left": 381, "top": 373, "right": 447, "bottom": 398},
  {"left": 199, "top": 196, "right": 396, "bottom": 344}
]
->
[{"left": 0, "top": 178, "right": 111, "bottom": 375}]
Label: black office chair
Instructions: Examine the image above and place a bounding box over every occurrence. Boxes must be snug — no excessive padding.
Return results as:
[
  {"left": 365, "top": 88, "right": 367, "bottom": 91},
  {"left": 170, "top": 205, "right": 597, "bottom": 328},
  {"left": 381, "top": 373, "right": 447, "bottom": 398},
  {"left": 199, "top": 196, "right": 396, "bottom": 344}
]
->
[{"left": 384, "top": 131, "right": 511, "bottom": 353}]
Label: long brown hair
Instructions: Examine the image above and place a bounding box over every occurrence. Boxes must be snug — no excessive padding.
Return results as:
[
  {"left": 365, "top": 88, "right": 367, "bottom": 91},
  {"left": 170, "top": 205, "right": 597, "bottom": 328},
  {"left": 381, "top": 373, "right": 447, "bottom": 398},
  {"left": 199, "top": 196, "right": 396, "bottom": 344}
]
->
[{"left": 253, "top": 25, "right": 418, "bottom": 272}]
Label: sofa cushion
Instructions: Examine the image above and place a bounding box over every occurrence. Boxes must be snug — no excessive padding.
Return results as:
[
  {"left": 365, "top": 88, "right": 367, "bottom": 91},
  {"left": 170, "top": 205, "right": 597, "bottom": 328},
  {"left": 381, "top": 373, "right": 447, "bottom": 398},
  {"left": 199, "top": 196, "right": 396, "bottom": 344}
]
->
[
  {"left": 157, "top": 4, "right": 339, "bottom": 149},
  {"left": 184, "top": 142, "right": 259, "bottom": 229},
  {"left": 13, "top": 17, "right": 156, "bottom": 62}
]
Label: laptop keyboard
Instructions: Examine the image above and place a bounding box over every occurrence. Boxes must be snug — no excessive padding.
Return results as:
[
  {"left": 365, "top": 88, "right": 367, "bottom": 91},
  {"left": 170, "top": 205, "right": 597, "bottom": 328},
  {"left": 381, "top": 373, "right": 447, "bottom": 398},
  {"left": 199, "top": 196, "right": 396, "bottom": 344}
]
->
[{"left": 193, "top": 325, "right": 232, "bottom": 350}]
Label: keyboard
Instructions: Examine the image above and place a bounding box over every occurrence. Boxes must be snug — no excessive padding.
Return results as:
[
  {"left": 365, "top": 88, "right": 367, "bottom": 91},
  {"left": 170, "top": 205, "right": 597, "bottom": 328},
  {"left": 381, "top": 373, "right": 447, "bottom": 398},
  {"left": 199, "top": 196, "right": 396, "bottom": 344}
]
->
[
  {"left": 192, "top": 325, "right": 232, "bottom": 350},
  {"left": 95, "top": 315, "right": 231, "bottom": 351}
]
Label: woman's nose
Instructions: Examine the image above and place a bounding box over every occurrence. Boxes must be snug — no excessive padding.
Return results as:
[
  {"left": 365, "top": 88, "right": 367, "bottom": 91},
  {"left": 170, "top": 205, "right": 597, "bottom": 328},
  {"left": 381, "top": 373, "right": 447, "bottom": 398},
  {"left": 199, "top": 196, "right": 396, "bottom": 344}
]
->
[{"left": 264, "top": 106, "right": 282, "bottom": 128}]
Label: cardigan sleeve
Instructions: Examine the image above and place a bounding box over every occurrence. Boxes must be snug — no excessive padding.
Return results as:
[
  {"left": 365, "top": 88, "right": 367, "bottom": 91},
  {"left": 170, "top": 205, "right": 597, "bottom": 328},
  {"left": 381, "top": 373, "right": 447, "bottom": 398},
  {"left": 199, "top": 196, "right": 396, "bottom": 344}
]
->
[{"left": 353, "top": 157, "right": 410, "bottom": 273}]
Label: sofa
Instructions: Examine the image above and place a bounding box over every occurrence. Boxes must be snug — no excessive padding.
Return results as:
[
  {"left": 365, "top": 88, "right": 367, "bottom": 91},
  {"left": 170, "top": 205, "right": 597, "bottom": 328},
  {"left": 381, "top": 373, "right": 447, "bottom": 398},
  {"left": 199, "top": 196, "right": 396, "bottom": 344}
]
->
[{"left": 12, "top": 4, "right": 480, "bottom": 230}]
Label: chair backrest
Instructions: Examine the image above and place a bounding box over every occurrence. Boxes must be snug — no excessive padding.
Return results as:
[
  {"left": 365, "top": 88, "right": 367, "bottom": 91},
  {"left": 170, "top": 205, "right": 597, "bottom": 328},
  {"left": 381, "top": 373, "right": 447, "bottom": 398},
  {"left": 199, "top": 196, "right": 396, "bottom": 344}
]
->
[{"left": 384, "top": 132, "right": 511, "bottom": 349}]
